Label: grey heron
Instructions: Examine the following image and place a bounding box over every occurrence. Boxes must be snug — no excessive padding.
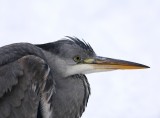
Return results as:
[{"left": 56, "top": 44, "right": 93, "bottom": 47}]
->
[{"left": 0, "top": 36, "right": 149, "bottom": 118}]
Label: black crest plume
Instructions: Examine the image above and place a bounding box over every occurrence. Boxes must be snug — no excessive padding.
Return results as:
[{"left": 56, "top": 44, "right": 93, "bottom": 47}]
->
[
  {"left": 36, "top": 36, "right": 95, "bottom": 55},
  {"left": 66, "top": 36, "right": 95, "bottom": 53}
]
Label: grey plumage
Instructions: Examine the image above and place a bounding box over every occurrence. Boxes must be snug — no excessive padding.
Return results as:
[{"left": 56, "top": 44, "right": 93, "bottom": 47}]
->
[
  {"left": 0, "top": 55, "right": 52, "bottom": 118},
  {"left": 0, "top": 37, "right": 91, "bottom": 118},
  {"left": 0, "top": 37, "right": 149, "bottom": 118}
]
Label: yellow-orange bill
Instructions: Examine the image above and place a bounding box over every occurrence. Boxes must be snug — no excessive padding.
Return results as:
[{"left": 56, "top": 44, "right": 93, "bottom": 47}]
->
[{"left": 83, "top": 56, "right": 150, "bottom": 70}]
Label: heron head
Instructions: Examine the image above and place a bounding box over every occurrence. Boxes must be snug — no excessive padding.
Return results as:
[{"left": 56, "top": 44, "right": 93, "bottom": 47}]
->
[{"left": 38, "top": 37, "right": 149, "bottom": 77}]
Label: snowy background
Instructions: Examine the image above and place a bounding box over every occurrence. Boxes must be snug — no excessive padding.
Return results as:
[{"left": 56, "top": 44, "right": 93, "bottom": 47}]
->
[{"left": 0, "top": 0, "right": 159, "bottom": 118}]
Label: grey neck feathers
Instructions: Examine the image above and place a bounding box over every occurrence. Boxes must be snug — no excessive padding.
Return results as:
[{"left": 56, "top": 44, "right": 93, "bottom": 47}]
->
[
  {"left": 42, "top": 51, "right": 91, "bottom": 118},
  {"left": 51, "top": 74, "right": 90, "bottom": 118}
]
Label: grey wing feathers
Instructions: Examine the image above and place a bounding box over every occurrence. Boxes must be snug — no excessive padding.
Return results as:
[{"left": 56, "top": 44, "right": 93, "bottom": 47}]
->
[
  {"left": 0, "top": 61, "right": 23, "bottom": 98},
  {"left": 0, "top": 43, "right": 55, "bottom": 118},
  {"left": 0, "top": 43, "right": 47, "bottom": 98},
  {"left": 0, "top": 43, "right": 46, "bottom": 66}
]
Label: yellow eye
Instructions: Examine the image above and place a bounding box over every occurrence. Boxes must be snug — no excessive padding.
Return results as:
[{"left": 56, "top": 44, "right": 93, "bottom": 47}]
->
[{"left": 73, "top": 56, "right": 81, "bottom": 62}]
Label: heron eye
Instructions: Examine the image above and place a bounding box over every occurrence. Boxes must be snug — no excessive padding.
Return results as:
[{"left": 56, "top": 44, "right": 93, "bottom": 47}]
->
[{"left": 73, "top": 56, "right": 81, "bottom": 62}]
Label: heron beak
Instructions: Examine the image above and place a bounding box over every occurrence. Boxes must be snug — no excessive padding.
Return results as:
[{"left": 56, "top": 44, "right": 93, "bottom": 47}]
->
[{"left": 83, "top": 56, "right": 149, "bottom": 70}]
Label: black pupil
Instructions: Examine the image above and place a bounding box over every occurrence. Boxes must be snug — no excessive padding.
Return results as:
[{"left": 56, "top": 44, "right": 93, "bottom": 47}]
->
[{"left": 76, "top": 56, "right": 80, "bottom": 60}]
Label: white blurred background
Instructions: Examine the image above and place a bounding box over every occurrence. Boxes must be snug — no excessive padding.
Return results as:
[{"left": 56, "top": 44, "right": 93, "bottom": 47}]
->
[{"left": 0, "top": 0, "right": 159, "bottom": 118}]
